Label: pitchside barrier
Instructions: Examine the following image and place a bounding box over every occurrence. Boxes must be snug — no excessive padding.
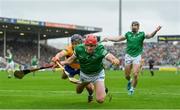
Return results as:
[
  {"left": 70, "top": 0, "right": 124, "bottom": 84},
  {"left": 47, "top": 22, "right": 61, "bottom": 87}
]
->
[
  {"left": 159, "top": 67, "right": 177, "bottom": 71},
  {"left": 109, "top": 66, "right": 177, "bottom": 72},
  {"left": 143, "top": 66, "right": 177, "bottom": 71}
]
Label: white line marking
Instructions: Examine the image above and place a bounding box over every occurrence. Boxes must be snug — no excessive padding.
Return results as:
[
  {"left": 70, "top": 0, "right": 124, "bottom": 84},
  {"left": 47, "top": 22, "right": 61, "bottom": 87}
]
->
[{"left": 0, "top": 89, "right": 180, "bottom": 96}]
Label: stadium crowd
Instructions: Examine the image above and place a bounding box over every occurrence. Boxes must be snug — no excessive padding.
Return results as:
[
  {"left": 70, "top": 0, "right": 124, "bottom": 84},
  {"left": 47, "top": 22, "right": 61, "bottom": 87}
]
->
[
  {"left": 105, "top": 42, "right": 180, "bottom": 66},
  {"left": 0, "top": 41, "right": 59, "bottom": 68},
  {"left": 0, "top": 41, "right": 179, "bottom": 68}
]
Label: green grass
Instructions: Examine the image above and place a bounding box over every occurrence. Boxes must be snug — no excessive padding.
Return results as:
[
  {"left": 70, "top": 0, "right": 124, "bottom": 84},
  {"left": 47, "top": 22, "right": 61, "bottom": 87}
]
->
[{"left": 0, "top": 70, "right": 180, "bottom": 109}]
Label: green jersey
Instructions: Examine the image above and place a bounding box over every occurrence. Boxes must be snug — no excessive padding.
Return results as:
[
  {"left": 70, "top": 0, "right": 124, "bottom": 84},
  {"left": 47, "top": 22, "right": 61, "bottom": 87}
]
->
[
  {"left": 125, "top": 31, "right": 145, "bottom": 57},
  {"left": 7, "top": 54, "right": 13, "bottom": 63},
  {"left": 31, "top": 57, "right": 38, "bottom": 66},
  {"left": 74, "top": 44, "right": 108, "bottom": 74}
]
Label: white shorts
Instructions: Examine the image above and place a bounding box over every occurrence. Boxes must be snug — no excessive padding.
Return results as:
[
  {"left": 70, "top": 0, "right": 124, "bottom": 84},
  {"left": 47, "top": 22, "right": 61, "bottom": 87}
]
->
[
  {"left": 80, "top": 69, "right": 105, "bottom": 83},
  {"left": 6, "top": 61, "right": 15, "bottom": 70},
  {"left": 125, "top": 54, "right": 141, "bottom": 65},
  {"left": 32, "top": 65, "right": 38, "bottom": 68}
]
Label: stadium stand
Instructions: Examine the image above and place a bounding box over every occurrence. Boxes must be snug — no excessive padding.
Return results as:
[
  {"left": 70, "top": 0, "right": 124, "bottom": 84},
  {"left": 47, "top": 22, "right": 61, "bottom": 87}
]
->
[
  {"left": 1, "top": 40, "right": 179, "bottom": 69},
  {"left": 105, "top": 42, "right": 180, "bottom": 66},
  {"left": 0, "top": 17, "right": 102, "bottom": 69},
  {"left": 0, "top": 40, "right": 60, "bottom": 68}
]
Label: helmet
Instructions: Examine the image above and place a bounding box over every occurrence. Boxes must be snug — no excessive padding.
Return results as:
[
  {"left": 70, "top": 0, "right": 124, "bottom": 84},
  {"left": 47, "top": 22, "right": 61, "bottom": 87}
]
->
[
  {"left": 84, "top": 34, "right": 97, "bottom": 45},
  {"left": 71, "top": 34, "right": 83, "bottom": 43}
]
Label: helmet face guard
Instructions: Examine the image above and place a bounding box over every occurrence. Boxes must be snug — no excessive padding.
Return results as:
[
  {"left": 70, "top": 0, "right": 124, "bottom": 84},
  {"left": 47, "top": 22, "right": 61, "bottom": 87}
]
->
[{"left": 71, "top": 34, "right": 83, "bottom": 44}]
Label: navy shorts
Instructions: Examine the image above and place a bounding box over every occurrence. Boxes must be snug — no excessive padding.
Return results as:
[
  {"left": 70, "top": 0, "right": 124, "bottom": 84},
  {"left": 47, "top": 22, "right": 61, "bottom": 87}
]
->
[{"left": 65, "top": 65, "right": 80, "bottom": 77}]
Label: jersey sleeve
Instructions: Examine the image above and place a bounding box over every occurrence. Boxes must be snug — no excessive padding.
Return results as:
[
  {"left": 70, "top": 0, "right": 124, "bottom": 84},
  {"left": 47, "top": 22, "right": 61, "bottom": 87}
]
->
[
  {"left": 64, "top": 46, "right": 70, "bottom": 55},
  {"left": 124, "top": 32, "right": 129, "bottom": 39},
  {"left": 142, "top": 31, "right": 145, "bottom": 40},
  {"left": 64, "top": 45, "right": 73, "bottom": 56},
  {"left": 99, "top": 44, "right": 108, "bottom": 57}
]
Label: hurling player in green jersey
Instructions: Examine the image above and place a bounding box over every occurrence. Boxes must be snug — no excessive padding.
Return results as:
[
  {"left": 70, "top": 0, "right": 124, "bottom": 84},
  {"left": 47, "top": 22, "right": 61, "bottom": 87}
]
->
[
  {"left": 175, "top": 59, "right": 180, "bottom": 74},
  {"left": 31, "top": 55, "right": 38, "bottom": 76},
  {"left": 104, "top": 21, "right": 161, "bottom": 95},
  {"left": 5, "top": 49, "right": 15, "bottom": 78},
  {"left": 59, "top": 35, "right": 119, "bottom": 103}
]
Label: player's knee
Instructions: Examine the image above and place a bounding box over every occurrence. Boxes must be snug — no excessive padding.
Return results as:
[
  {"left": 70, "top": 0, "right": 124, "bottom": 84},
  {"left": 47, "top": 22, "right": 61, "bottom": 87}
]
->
[
  {"left": 76, "top": 88, "right": 83, "bottom": 94},
  {"left": 76, "top": 89, "right": 83, "bottom": 94},
  {"left": 125, "top": 70, "right": 130, "bottom": 75},
  {"left": 87, "top": 83, "right": 94, "bottom": 90},
  {"left": 96, "top": 96, "right": 105, "bottom": 103}
]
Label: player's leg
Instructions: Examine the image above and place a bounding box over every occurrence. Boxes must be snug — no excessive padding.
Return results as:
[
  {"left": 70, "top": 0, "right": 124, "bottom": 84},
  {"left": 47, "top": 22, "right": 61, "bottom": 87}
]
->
[
  {"left": 125, "top": 65, "right": 132, "bottom": 81},
  {"left": 77, "top": 71, "right": 95, "bottom": 102},
  {"left": 125, "top": 54, "right": 133, "bottom": 90},
  {"left": 76, "top": 82, "right": 94, "bottom": 103},
  {"left": 150, "top": 66, "right": 154, "bottom": 76},
  {"left": 86, "top": 83, "right": 94, "bottom": 103},
  {"left": 74, "top": 69, "right": 94, "bottom": 102},
  {"left": 129, "top": 55, "right": 141, "bottom": 95},
  {"left": 94, "top": 69, "right": 106, "bottom": 103},
  {"left": 92, "top": 69, "right": 106, "bottom": 103},
  {"left": 7, "top": 62, "right": 14, "bottom": 78},
  {"left": 94, "top": 80, "right": 106, "bottom": 103},
  {"left": 132, "top": 64, "right": 140, "bottom": 87},
  {"left": 86, "top": 84, "right": 109, "bottom": 103},
  {"left": 32, "top": 65, "right": 37, "bottom": 76},
  {"left": 125, "top": 64, "right": 132, "bottom": 90},
  {"left": 5, "top": 63, "right": 11, "bottom": 78},
  {"left": 76, "top": 82, "right": 91, "bottom": 94}
]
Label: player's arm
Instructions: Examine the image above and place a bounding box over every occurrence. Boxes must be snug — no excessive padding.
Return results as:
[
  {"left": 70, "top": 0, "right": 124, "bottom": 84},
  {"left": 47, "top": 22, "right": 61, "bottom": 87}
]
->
[
  {"left": 55, "top": 50, "right": 68, "bottom": 59},
  {"left": 5, "top": 54, "right": 11, "bottom": 59},
  {"left": 103, "top": 35, "right": 126, "bottom": 42},
  {"left": 60, "top": 54, "right": 77, "bottom": 66},
  {"left": 145, "top": 26, "right": 162, "bottom": 39},
  {"left": 105, "top": 53, "right": 120, "bottom": 66},
  {"left": 52, "top": 50, "right": 68, "bottom": 62}
]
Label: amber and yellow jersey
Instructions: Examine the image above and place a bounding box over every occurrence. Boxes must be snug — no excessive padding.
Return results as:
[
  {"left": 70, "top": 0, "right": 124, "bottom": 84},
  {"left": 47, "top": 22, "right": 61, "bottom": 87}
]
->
[{"left": 63, "top": 44, "right": 80, "bottom": 69}]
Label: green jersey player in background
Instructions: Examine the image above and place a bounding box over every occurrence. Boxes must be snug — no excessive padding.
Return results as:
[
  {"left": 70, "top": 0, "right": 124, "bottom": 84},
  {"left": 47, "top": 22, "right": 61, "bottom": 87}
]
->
[
  {"left": 5, "top": 49, "right": 15, "bottom": 78},
  {"left": 175, "top": 59, "right": 180, "bottom": 74},
  {"left": 57, "top": 35, "right": 120, "bottom": 103},
  {"left": 104, "top": 21, "right": 161, "bottom": 95},
  {"left": 31, "top": 55, "right": 38, "bottom": 76}
]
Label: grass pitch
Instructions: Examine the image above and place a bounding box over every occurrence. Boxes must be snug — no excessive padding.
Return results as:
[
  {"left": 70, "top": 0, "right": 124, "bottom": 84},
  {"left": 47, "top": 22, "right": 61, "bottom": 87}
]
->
[{"left": 0, "top": 70, "right": 180, "bottom": 109}]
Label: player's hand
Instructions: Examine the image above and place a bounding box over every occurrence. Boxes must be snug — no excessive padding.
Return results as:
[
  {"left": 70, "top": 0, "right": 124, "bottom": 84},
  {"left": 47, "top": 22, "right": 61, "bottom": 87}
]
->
[
  {"left": 60, "top": 61, "right": 66, "bottom": 66},
  {"left": 156, "top": 26, "right": 162, "bottom": 32},
  {"left": 51, "top": 56, "right": 60, "bottom": 69},
  {"left": 112, "top": 59, "right": 120, "bottom": 66},
  {"left": 51, "top": 56, "right": 60, "bottom": 63},
  {"left": 51, "top": 62, "right": 58, "bottom": 69}
]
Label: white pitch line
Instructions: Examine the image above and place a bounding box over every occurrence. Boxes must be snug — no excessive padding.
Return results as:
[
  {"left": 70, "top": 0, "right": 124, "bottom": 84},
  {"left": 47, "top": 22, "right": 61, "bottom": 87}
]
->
[
  {"left": 0, "top": 89, "right": 180, "bottom": 96},
  {"left": 0, "top": 89, "right": 76, "bottom": 93}
]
